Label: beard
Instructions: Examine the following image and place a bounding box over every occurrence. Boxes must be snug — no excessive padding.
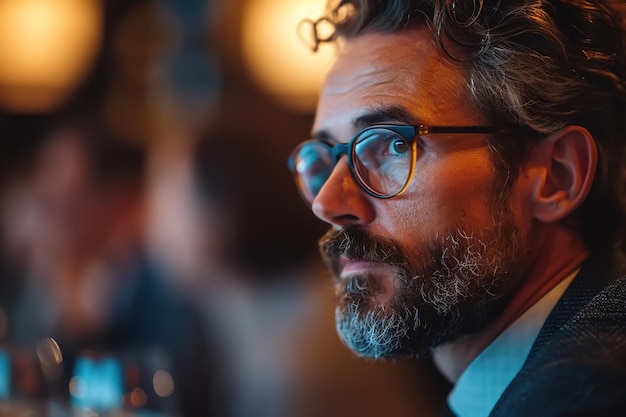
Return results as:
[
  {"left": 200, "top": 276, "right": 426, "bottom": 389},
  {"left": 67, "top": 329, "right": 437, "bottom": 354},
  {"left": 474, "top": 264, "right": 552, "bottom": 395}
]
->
[{"left": 319, "top": 204, "right": 528, "bottom": 359}]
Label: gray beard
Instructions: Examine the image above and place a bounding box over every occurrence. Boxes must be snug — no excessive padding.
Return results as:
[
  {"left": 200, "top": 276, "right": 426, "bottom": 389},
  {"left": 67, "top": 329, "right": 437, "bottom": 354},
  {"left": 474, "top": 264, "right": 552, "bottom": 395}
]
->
[{"left": 320, "top": 212, "right": 528, "bottom": 359}]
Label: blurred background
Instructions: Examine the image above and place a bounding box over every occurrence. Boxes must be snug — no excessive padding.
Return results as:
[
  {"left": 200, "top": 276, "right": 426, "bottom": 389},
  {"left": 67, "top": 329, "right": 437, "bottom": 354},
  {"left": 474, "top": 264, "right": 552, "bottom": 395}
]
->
[{"left": 0, "top": 0, "right": 450, "bottom": 416}]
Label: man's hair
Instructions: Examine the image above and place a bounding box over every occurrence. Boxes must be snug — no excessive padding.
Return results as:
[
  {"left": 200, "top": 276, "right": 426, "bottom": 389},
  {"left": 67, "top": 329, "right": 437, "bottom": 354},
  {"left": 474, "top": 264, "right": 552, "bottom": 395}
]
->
[{"left": 309, "top": 0, "right": 626, "bottom": 257}]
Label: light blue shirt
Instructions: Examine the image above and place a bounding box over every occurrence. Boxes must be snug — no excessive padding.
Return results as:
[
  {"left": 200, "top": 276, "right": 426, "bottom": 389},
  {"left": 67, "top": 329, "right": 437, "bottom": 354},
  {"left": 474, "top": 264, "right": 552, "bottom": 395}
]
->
[{"left": 448, "top": 270, "right": 578, "bottom": 417}]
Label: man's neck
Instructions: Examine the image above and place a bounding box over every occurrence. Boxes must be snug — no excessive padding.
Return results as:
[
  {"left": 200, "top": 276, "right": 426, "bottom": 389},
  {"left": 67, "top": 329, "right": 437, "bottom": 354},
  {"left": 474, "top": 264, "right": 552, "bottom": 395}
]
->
[{"left": 432, "top": 223, "right": 589, "bottom": 383}]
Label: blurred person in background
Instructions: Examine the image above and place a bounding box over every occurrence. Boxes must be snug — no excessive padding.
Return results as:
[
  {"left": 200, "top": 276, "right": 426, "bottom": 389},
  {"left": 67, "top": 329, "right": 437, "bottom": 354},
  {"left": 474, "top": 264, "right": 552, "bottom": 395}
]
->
[
  {"left": 185, "top": 133, "right": 450, "bottom": 417},
  {"left": 0, "top": 112, "right": 217, "bottom": 416}
]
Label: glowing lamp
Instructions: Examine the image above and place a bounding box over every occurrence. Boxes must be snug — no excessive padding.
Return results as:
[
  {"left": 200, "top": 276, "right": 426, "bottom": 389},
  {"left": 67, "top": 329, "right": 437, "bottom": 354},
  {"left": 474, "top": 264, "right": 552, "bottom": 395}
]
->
[
  {"left": 241, "top": 0, "right": 334, "bottom": 113},
  {"left": 0, "top": 0, "right": 102, "bottom": 112}
]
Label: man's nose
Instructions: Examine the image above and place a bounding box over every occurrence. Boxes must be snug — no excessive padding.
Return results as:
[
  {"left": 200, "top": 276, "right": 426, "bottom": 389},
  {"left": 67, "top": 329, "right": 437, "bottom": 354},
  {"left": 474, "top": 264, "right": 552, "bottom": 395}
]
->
[{"left": 311, "top": 157, "right": 375, "bottom": 227}]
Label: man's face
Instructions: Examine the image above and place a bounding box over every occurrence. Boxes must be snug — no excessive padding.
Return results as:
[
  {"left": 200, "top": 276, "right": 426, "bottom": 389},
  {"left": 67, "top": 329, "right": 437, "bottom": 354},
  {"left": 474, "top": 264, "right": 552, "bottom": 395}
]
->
[{"left": 311, "top": 29, "right": 532, "bottom": 358}]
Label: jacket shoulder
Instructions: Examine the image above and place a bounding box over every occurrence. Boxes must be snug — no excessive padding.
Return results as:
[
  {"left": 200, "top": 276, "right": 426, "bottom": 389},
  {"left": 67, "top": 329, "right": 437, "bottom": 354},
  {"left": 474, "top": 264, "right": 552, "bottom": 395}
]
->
[{"left": 490, "top": 275, "right": 626, "bottom": 417}]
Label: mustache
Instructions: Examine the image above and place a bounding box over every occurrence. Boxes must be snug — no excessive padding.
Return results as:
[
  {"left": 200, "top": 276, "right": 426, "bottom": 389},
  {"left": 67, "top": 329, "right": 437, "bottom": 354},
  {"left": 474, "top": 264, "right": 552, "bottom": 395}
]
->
[{"left": 319, "top": 227, "right": 408, "bottom": 276}]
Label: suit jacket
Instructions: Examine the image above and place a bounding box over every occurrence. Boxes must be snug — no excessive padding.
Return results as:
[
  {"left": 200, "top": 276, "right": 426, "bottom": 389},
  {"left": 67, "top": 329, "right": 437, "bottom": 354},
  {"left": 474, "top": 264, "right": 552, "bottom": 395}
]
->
[{"left": 447, "top": 256, "right": 626, "bottom": 417}]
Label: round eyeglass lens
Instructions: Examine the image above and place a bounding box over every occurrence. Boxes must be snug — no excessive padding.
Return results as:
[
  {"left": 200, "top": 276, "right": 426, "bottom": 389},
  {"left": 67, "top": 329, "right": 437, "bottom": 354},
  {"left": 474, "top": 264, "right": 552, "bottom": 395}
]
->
[
  {"left": 352, "top": 127, "right": 413, "bottom": 197},
  {"left": 293, "top": 141, "right": 335, "bottom": 202}
]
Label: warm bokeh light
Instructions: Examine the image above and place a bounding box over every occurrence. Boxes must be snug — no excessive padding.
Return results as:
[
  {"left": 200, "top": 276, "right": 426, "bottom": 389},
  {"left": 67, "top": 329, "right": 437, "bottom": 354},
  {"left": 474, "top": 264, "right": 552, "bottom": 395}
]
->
[
  {"left": 0, "top": 0, "right": 102, "bottom": 112},
  {"left": 241, "top": 0, "right": 335, "bottom": 113},
  {"left": 130, "top": 387, "right": 147, "bottom": 408},
  {"left": 153, "top": 369, "right": 175, "bottom": 397},
  {"left": 36, "top": 338, "right": 63, "bottom": 367}
]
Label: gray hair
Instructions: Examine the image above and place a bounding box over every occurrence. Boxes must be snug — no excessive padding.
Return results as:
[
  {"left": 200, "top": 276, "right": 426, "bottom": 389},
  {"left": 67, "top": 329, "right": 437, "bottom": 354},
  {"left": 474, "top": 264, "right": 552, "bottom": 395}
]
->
[{"left": 308, "top": 0, "right": 626, "bottom": 258}]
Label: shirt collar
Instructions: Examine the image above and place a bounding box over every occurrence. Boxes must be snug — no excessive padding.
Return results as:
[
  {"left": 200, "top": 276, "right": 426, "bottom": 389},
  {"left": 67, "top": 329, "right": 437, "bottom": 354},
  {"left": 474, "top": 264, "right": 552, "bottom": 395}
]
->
[{"left": 448, "top": 269, "right": 579, "bottom": 417}]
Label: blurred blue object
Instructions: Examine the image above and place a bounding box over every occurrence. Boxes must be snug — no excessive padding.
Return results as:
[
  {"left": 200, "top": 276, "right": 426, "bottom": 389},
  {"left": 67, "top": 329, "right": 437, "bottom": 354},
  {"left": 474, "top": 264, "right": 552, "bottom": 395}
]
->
[
  {"left": 0, "top": 349, "right": 9, "bottom": 398},
  {"left": 71, "top": 355, "right": 124, "bottom": 410}
]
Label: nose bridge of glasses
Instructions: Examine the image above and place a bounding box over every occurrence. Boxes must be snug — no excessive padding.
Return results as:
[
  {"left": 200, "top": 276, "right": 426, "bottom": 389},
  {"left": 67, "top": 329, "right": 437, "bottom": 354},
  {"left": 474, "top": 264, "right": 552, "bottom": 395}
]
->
[{"left": 330, "top": 142, "right": 351, "bottom": 164}]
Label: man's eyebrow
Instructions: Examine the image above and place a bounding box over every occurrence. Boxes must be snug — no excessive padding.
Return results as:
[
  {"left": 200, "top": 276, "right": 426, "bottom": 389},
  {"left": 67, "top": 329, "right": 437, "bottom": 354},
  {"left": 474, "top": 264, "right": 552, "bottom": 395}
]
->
[
  {"left": 312, "top": 106, "right": 420, "bottom": 143},
  {"left": 353, "top": 106, "right": 419, "bottom": 129}
]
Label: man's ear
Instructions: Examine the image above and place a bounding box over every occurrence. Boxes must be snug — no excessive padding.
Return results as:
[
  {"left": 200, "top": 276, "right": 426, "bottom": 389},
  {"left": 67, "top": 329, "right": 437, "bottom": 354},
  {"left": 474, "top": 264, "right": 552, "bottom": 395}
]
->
[{"left": 530, "top": 126, "right": 597, "bottom": 223}]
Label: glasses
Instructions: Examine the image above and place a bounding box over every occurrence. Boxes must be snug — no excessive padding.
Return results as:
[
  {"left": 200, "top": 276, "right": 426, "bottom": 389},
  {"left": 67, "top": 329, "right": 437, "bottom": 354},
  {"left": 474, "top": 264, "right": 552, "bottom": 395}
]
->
[{"left": 288, "top": 124, "right": 516, "bottom": 203}]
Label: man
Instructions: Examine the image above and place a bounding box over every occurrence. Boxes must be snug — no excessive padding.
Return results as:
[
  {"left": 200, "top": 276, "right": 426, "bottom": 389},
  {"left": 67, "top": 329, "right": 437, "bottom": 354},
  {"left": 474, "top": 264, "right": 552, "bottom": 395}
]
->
[{"left": 288, "top": 0, "right": 626, "bottom": 415}]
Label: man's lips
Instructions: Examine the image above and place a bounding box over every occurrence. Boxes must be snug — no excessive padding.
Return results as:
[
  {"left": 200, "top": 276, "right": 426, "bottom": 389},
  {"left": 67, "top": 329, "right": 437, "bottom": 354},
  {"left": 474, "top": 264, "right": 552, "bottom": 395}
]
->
[
  {"left": 338, "top": 257, "right": 392, "bottom": 279},
  {"left": 337, "top": 257, "right": 398, "bottom": 303},
  {"left": 340, "top": 258, "right": 373, "bottom": 275}
]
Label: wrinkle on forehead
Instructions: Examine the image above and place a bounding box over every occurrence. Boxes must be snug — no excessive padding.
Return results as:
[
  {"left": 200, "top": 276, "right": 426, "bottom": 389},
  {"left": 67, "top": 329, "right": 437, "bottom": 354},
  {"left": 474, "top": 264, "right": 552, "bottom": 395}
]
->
[
  {"left": 332, "top": 31, "right": 441, "bottom": 79},
  {"left": 314, "top": 29, "right": 478, "bottom": 135},
  {"left": 324, "top": 65, "right": 430, "bottom": 98}
]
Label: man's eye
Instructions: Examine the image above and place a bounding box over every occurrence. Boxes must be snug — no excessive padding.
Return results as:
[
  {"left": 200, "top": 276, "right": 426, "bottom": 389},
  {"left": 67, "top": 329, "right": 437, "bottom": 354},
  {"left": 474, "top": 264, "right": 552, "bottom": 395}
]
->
[
  {"left": 355, "top": 130, "right": 411, "bottom": 160},
  {"left": 390, "top": 138, "right": 410, "bottom": 155}
]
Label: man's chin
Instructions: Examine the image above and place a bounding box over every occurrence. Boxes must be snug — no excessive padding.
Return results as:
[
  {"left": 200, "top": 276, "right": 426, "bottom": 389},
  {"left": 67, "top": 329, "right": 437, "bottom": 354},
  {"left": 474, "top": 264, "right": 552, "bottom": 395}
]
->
[
  {"left": 333, "top": 271, "right": 438, "bottom": 358},
  {"left": 335, "top": 303, "right": 413, "bottom": 359},
  {"left": 334, "top": 283, "right": 516, "bottom": 359}
]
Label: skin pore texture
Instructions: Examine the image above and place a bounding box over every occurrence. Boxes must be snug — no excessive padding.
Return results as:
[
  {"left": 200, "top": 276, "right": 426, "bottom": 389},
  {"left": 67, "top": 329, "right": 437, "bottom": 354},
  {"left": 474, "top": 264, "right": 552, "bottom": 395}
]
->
[{"left": 311, "top": 28, "right": 593, "bottom": 381}]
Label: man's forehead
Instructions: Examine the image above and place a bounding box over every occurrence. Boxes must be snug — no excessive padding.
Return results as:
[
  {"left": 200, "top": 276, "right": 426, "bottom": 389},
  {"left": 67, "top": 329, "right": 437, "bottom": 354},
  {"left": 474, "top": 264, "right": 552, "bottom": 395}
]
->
[
  {"left": 334, "top": 29, "right": 441, "bottom": 74},
  {"left": 313, "top": 29, "right": 472, "bottom": 136}
]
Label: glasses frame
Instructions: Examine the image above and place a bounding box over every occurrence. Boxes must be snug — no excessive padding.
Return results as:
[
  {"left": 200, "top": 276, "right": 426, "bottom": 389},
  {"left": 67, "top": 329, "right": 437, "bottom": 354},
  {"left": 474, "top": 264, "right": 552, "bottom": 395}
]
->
[{"left": 288, "top": 124, "right": 518, "bottom": 201}]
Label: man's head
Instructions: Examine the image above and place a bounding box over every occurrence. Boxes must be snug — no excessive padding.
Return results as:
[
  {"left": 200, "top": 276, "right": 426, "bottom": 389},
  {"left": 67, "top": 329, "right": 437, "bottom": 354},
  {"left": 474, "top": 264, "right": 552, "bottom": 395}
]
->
[{"left": 289, "top": 0, "right": 626, "bottom": 358}]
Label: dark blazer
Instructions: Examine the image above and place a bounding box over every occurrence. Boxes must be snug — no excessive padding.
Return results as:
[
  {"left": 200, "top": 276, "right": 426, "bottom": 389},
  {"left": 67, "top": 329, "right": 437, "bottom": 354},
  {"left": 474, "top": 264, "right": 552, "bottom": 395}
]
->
[{"left": 447, "top": 256, "right": 626, "bottom": 417}]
